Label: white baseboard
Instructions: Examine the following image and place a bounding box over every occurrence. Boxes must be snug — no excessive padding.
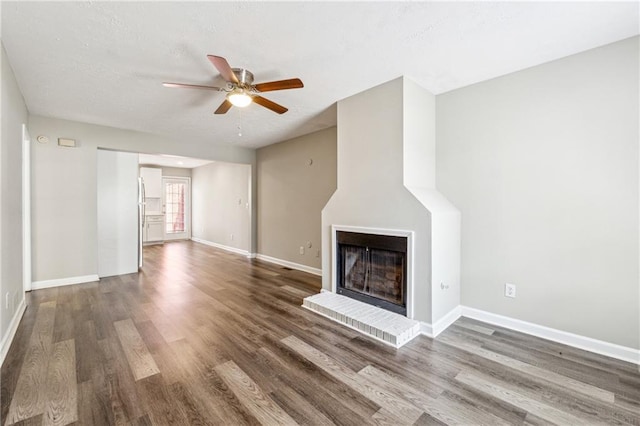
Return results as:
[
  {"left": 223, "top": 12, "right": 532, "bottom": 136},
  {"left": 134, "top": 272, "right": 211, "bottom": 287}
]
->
[
  {"left": 191, "top": 237, "right": 251, "bottom": 257},
  {"left": 418, "top": 306, "right": 462, "bottom": 338},
  {"left": 432, "top": 305, "right": 462, "bottom": 337},
  {"left": 31, "top": 274, "right": 99, "bottom": 290},
  {"left": 1, "top": 297, "right": 26, "bottom": 366},
  {"left": 255, "top": 254, "right": 322, "bottom": 276},
  {"left": 419, "top": 321, "right": 434, "bottom": 337},
  {"left": 461, "top": 306, "right": 640, "bottom": 365}
]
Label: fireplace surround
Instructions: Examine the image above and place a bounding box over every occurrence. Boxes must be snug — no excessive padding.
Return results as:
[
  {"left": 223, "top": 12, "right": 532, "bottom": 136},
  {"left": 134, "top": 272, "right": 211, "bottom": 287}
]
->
[{"left": 322, "top": 77, "right": 460, "bottom": 332}]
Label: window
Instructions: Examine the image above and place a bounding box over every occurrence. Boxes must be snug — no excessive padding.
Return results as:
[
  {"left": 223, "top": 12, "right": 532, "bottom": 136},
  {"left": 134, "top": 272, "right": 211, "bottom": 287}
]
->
[{"left": 165, "top": 182, "right": 185, "bottom": 233}]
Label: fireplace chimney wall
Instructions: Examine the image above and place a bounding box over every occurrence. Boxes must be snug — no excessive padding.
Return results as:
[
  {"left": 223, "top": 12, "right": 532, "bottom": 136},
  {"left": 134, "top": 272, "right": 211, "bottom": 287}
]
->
[{"left": 322, "top": 77, "right": 461, "bottom": 327}]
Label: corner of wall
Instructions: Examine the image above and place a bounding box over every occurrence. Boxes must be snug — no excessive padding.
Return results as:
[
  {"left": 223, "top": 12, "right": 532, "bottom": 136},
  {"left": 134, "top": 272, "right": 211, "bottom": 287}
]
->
[
  {"left": 1, "top": 42, "right": 28, "bottom": 353},
  {"left": 0, "top": 295, "right": 26, "bottom": 367}
]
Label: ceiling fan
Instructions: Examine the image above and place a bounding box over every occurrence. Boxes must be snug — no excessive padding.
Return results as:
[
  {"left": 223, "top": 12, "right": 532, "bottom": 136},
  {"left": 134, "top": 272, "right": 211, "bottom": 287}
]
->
[{"left": 163, "top": 55, "right": 304, "bottom": 115}]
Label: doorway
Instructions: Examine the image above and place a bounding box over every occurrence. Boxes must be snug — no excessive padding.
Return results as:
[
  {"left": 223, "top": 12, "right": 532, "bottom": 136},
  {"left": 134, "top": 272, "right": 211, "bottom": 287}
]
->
[
  {"left": 22, "top": 124, "right": 31, "bottom": 293},
  {"left": 163, "top": 177, "right": 191, "bottom": 241}
]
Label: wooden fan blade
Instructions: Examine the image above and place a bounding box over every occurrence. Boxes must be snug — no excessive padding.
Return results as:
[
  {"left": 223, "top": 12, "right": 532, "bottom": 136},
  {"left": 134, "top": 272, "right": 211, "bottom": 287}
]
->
[
  {"left": 252, "top": 96, "right": 288, "bottom": 114},
  {"left": 207, "top": 55, "right": 239, "bottom": 84},
  {"left": 254, "top": 78, "right": 304, "bottom": 93},
  {"left": 214, "top": 99, "right": 233, "bottom": 114},
  {"left": 163, "top": 82, "right": 223, "bottom": 91}
]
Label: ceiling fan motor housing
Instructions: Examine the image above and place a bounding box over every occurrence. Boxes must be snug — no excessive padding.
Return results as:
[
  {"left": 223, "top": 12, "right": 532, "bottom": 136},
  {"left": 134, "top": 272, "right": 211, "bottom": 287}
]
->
[{"left": 232, "top": 68, "right": 254, "bottom": 86}]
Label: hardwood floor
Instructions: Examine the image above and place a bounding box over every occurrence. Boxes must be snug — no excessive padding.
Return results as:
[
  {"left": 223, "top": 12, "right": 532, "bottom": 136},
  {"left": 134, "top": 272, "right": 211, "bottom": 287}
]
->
[{"left": 2, "top": 241, "right": 639, "bottom": 425}]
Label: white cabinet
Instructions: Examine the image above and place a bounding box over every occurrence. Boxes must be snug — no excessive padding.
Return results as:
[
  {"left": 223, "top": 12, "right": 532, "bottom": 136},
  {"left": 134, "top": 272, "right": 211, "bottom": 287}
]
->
[
  {"left": 140, "top": 167, "right": 162, "bottom": 198},
  {"left": 143, "top": 215, "right": 164, "bottom": 243},
  {"left": 147, "top": 221, "right": 164, "bottom": 242}
]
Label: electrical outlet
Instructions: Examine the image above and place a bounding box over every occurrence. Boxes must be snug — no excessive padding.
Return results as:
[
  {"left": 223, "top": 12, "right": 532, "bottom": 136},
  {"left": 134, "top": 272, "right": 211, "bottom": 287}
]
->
[
  {"left": 5, "top": 292, "right": 9, "bottom": 309},
  {"left": 505, "top": 283, "right": 516, "bottom": 298},
  {"left": 307, "top": 241, "right": 312, "bottom": 248},
  {"left": 230, "top": 234, "right": 234, "bottom": 241},
  {"left": 316, "top": 249, "right": 320, "bottom": 258},
  {"left": 299, "top": 246, "right": 305, "bottom": 255}
]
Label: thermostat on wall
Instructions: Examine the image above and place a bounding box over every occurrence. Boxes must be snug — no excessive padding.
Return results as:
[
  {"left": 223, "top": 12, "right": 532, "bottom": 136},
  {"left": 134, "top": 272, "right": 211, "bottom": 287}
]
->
[{"left": 58, "top": 138, "right": 76, "bottom": 147}]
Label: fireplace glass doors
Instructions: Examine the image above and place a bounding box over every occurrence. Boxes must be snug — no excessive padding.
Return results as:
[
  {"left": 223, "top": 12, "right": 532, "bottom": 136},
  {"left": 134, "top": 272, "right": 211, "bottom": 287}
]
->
[{"left": 336, "top": 231, "right": 407, "bottom": 315}]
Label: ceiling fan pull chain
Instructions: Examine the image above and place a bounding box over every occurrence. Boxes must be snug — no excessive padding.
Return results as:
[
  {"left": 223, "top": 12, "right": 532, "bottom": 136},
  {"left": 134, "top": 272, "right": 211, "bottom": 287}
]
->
[{"left": 238, "top": 108, "right": 243, "bottom": 137}]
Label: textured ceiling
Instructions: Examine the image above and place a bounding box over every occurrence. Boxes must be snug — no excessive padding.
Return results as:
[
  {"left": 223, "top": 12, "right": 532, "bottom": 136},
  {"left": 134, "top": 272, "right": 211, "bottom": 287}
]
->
[{"left": 2, "top": 2, "right": 638, "bottom": 149}]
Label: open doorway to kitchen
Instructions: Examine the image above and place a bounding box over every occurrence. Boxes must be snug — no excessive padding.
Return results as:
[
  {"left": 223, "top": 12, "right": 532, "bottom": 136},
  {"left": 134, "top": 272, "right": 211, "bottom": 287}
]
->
[
  {"left": 137, "top": 153, "right": 253, "bottom": 266},
  {"left": 138, "top": 154, "right": 209, "bottom": 248}
]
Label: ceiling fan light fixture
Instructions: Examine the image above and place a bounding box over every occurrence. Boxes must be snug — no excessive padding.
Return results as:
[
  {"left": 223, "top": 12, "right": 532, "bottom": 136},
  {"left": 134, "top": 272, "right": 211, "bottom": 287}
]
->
[{"left": 227, "top": 88, "right": 252, "bottom": 108}]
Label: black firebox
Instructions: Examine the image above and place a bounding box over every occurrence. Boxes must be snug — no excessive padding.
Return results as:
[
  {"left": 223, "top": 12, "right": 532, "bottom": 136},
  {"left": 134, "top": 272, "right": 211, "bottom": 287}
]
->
[{"left": 336, "top": 231, "right": 407, "bottom": 316}]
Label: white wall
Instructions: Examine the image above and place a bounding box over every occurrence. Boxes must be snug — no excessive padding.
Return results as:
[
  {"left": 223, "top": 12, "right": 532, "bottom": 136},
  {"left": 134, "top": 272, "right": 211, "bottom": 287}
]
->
[
  {"left": 403, "top": 78, "right": 436, "bottom": 188},
  {"left": 28, "top": 115, "right": 254, "bottom": 283},
  {"left": 31, "top": 123, "right": 98, "bottom": 281},
  {"left": 1, "top": 43, "right": 28, "bottom": 346},
  {"left": 402, "top": 78, "right": 461, "bottom": 324},
  {"left": 97, "top": 150, "right": 139, "bottom": 278},
  {"left": 436, "top": 36, "right": 639, "bottom": 349},
  {"left": 192, "top": 161, "right": 251, "bottom": 253}
]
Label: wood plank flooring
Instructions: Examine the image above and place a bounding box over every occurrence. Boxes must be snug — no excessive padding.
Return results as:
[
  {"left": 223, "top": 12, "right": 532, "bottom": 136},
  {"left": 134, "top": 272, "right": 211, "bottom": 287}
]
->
[{"left": 2, "top": 241, "right": 639, "bottom": 425}]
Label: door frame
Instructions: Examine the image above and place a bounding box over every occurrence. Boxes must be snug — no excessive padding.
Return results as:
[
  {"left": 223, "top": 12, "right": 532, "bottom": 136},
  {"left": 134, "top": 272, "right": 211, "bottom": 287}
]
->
[
  {"left": 162, "top": 176, "right": 191, "bottom": 241},
  {"left": 22, "top": 124, "right": 31, "bottom": 293}
]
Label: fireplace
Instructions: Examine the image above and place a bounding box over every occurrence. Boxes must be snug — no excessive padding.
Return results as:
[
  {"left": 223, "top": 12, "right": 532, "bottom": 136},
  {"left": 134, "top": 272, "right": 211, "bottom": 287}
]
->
[{"left": 336, "top": 231, "right": 408, "bottom": 315}]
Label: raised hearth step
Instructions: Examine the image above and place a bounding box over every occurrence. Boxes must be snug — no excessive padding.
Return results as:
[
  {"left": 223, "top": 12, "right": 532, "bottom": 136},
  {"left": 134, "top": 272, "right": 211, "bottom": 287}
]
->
[{"left": 302, "top": 292, "right": 420, "bottom": 348}]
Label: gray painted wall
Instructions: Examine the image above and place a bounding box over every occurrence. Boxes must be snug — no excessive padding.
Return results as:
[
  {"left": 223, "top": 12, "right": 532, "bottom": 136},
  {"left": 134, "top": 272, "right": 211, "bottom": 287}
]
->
[
  {"left": 436, "top": 36, "right": 639, "bottom": 349},
  {"left": 192, "top": 161, "right": 251, "bottom": 252},
  {"left": 28, "top": 115, "right": 254, "bottom": 283},
  {"left": 1, "top": 43, "right": 28, "bottom": 342},
  {"left": 257, "top": 128, "right": 337, "bottom": 269}
]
